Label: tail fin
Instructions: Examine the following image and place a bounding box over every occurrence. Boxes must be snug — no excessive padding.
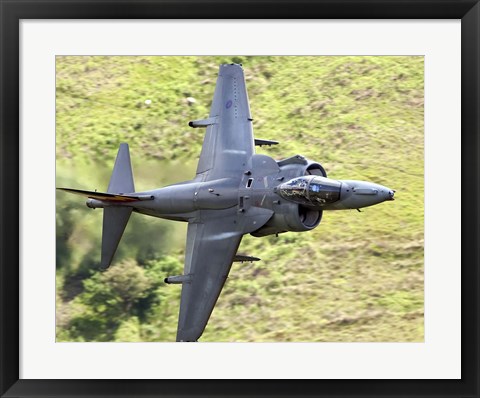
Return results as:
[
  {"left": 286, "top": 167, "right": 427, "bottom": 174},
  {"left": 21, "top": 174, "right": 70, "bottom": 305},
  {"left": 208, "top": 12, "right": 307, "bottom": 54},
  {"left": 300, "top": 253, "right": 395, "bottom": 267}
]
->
[
  {"left": 57, "top": 188, "right": 154, "bottom": 207},
  {"left": 57, "top": 144, "right": 138, "bottom": 269},
  {"left": 56, "top": 188, "right": 152, "bottom": 203},
  {"left": 108, "top": 143, "right": 135, "bottom": 194}
]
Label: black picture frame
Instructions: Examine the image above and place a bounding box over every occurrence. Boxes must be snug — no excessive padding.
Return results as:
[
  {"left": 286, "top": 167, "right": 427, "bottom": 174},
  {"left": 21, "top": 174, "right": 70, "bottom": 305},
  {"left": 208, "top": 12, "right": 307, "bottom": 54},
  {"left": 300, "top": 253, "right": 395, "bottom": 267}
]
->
[{"left": 1, "top": 1, "right": 478, "bottom": 397}]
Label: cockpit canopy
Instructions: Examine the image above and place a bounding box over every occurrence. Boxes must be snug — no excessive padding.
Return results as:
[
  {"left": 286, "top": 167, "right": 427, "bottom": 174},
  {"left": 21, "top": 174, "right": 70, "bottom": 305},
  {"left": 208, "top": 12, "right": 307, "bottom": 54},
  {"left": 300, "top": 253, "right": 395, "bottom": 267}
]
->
[{"left": 277, "top": 176, "right": 341, "bottom": 206}]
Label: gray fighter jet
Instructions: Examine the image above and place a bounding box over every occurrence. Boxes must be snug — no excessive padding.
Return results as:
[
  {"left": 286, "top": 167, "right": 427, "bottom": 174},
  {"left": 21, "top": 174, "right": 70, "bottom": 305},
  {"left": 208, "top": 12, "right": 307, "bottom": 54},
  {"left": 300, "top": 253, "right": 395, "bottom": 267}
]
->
[{"left": 59, "top": 64, "right": 395, "bottom": 342}]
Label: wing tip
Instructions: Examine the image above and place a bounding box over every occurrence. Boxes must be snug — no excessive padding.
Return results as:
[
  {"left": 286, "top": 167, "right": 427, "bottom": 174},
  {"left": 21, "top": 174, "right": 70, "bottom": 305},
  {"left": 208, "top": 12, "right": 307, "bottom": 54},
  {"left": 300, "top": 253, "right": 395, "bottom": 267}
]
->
[
  {"left": 219, "top": 63, "right": 244, "bottom": 77},
  {"left": 176, "top": 327, "right": 202, "bottom": 342}
]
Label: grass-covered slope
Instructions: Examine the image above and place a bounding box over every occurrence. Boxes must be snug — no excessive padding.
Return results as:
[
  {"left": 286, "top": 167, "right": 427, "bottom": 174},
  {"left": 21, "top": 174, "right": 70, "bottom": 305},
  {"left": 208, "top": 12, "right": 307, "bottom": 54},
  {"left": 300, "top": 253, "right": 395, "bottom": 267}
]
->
[{"left": 56, "top": 56, "right": 424, "bottom": 342}]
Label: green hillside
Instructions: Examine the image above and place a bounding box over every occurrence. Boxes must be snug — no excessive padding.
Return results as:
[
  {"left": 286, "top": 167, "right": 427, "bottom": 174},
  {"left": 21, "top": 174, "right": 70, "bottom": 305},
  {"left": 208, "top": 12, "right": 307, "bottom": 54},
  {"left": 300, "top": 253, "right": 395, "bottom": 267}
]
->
[{"left": 56, "top": 56, "right": 424, "bottom": 342}]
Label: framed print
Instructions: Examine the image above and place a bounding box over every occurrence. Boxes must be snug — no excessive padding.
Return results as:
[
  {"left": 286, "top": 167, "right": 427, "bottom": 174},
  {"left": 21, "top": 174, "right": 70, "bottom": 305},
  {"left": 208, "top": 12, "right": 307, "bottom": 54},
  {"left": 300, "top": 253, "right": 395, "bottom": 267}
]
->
[{"left": 1, "top": 1, "right": 479, "bottom": 397}]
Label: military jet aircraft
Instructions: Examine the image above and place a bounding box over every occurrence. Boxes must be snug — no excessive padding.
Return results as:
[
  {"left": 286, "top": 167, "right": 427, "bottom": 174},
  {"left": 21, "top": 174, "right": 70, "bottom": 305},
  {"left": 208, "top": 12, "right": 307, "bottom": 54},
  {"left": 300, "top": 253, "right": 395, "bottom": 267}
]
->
[{"left": 58, "top": 63, "right": 395, "bottom": 342}]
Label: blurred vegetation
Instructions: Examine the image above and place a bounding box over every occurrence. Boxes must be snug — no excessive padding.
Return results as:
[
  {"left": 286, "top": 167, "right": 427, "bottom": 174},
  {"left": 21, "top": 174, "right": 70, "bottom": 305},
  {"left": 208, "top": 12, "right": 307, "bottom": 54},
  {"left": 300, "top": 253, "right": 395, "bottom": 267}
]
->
[{"left": 56, "top": 56, "right": 424, "bottom": 342}]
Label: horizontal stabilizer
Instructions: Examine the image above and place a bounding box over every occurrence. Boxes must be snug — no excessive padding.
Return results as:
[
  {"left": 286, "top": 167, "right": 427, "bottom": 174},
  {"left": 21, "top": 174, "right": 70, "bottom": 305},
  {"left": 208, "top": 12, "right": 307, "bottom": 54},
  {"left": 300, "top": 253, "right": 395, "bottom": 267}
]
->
[
  {"left": 233, "top": 255, "right": 261, "bottom": 262},
  {"left": 101, "top": 206, "right": 132, "bottom": 269},
  {"left": 255, "top": 139, "right": 279, "bottom": 147},
  {"left": 108, "top": 143, "right": 135, "bottom": 194},
  {"left": 57, "top": 188, "right": 153, "bottom": 202}
]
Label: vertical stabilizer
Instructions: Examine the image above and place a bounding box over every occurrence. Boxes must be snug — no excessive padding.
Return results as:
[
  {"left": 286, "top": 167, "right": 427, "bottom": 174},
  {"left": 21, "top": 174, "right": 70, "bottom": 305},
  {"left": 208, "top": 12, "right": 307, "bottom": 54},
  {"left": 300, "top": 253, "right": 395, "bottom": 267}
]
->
[
  {"left": 101, "top": 207, "right": 133, "bottom": 269},
  {"left": 107, "top": 143, "right": 135, "bottom": 194}
]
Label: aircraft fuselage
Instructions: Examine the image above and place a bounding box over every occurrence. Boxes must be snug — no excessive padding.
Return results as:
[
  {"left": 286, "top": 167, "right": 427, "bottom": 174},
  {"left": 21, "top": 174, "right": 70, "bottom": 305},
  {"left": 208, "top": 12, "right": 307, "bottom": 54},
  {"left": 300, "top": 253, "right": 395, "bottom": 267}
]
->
[{"left": 86, "top": 153, "right": 394, "bottom": 232}]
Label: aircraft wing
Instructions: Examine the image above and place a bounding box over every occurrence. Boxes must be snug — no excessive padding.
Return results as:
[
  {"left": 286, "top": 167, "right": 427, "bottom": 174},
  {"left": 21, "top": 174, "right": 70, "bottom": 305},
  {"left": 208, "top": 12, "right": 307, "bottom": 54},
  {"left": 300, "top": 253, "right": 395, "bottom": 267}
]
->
[
  {"left": 176, "top": 214, "right": 242, "bottom": 341},
  {"left": 195, "top": 64, "right": 255, "bottom": 181},
  {"left": 176, "top": 206, "right": 273, "bottom": 342}
]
